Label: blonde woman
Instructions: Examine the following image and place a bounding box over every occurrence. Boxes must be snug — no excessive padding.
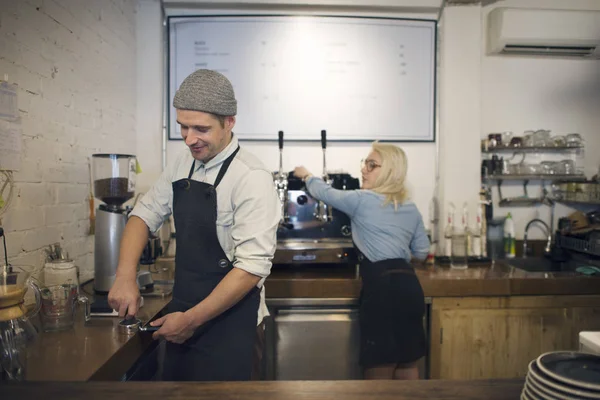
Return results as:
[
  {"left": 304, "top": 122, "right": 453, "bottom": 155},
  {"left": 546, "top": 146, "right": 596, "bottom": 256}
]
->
[{"left": 293, "top": 142, "right": 429, "bottom": 380}]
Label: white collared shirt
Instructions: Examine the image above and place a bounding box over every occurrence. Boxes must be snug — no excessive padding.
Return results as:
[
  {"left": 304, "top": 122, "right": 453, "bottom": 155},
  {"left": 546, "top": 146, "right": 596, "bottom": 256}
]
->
[{"left": 131, "top": 135, "right": 281, "bottom": 324}]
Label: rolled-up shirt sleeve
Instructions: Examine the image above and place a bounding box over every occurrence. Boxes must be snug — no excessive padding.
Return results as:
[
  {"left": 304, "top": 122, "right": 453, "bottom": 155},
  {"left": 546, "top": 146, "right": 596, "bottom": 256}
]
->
[
  {"left": 130, "top": 167, "right": 174, "bottom": 233},
  {"left": 230, "top": 169, "right": 281, "bottom": 279}
]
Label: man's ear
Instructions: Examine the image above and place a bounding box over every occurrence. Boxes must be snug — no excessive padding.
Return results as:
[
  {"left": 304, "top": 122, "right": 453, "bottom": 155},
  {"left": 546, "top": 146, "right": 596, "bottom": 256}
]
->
[{"left": 226, "top": 116, "right": 236, "bottom": 131}]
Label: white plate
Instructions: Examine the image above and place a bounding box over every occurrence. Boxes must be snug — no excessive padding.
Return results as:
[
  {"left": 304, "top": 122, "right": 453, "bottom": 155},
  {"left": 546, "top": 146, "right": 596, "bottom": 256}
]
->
[
  {"left": 528, "top": 360, "right": 600, "bottom": 400},
  {"left": 537, "top": 351, "right": 600, "bottom": 392}
]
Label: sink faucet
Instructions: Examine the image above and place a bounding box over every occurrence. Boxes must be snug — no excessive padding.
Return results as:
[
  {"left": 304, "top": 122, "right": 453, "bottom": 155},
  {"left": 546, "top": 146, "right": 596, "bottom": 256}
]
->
[{"left": 523, "top": 219, "right": 552, "bottom": 258}]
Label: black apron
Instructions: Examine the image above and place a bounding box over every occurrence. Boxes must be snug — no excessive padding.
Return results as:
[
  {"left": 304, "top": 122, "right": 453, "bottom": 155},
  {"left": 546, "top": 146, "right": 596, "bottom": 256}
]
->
[
  {"left": 356, "top": 248, "right": 427, "bottom": 367},
  {"left": 163, "top": 146, "right": 260, "bottom": 381}
]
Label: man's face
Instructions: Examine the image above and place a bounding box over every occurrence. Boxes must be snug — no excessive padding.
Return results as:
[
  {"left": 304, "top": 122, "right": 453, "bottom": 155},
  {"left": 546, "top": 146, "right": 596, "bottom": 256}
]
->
[{"left": 177, "top": 110, "right": 235, "bottom": 163}]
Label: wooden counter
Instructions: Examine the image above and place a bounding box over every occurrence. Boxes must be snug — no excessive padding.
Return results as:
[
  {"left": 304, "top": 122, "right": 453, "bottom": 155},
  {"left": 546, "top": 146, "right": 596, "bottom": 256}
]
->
[
  {"left": 264, "top": 262, "right": 600, "bottom": 298},
  {"left": 261, "top": 260, "right": 600, "bottom": 380},
  {"left": 19, "top": 258, "right": 599, "bottom": 382},
  {"left": 3, "top": 379, "right": 525, "bottom": 399},
  {"left": 23, "top": 274, "right": 173, "bottom": 381}
]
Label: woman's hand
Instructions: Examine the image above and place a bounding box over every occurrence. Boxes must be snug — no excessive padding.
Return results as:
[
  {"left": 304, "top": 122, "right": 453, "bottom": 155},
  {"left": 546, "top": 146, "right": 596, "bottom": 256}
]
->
[{"left": 293, "top": 166, "right": 312, "bottom": 181}]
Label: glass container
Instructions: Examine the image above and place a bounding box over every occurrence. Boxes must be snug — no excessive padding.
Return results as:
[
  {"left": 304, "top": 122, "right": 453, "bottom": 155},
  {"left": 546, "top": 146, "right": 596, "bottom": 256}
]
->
[{"left": 91, "top": 154, "right": 137, "bottom": 207}]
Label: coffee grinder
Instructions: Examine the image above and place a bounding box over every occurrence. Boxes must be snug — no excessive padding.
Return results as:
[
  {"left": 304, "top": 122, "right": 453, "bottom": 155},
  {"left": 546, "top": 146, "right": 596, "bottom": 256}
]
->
[{"left": 91, "top": 154, "right": 137, "bottom": 294}]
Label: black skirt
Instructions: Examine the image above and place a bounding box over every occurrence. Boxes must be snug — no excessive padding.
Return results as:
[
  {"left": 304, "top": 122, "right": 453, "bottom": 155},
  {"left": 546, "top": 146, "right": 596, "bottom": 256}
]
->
[{"left": 358, "top": 256, "right": 427, "bottom": 368}]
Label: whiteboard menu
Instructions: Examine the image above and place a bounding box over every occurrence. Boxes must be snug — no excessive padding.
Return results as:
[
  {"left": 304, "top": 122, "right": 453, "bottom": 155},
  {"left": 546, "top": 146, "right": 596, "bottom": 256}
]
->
[{"left": 168, "top": 16, "right": 436, "bottom": 142}]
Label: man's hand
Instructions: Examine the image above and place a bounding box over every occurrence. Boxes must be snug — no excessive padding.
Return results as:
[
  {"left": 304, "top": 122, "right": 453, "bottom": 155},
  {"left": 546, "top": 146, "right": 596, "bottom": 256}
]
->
[
  {"left": 108, "top": 277, "right": 140, "bottom": 318},
  {"left": 151, "top": 312, "right": 197, "bottom": 344}
]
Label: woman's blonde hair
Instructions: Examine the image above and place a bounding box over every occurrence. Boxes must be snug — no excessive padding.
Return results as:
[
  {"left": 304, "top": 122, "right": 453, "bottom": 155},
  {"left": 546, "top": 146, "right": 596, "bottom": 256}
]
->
[{"left": 370, "top": 142, "right": 409, "bottom": 209}]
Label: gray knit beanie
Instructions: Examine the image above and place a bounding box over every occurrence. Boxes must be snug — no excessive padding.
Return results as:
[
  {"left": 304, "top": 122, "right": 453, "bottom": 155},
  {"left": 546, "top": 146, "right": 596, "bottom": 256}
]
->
[{"left": 173, "top": 69, "right": 237, "bottom": 116}]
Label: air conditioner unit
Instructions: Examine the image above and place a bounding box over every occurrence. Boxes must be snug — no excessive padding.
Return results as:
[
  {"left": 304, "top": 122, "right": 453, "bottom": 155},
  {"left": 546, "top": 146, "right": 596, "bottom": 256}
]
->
[{"left": 488, "top": 7, "right": 600, "bottom": 59}]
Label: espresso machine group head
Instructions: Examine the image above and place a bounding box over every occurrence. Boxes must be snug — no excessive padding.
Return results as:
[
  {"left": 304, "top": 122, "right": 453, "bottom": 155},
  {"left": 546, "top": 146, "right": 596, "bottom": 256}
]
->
[{"left": 91, "top": 154, "right": 137, "bottom": 294}]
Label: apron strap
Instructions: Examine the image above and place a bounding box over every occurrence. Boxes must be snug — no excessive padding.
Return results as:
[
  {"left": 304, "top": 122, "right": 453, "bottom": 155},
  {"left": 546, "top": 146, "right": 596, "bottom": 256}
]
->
[
  {"left": 214, "top": 146, "right": 240, "bottom": 188},
  {"left": 187, "top": 146, "right": 241, "bottom": 183},
  {"left": 187, "top": 160, "right": 195, "bottom": 179}
]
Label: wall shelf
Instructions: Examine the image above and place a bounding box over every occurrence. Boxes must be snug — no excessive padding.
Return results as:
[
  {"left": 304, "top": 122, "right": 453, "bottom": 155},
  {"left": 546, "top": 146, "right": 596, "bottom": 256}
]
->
[
  {"left": 499, "top": 197, "right": 545, "bottom": 207},
  {"left": 485, "top": 174, "right": 586, "bottom": 182},
  {"left": 552, "top": 199, "right": 600, "bottom": 206},
  {"left": 482, "top": 146, "right": 583, "bottom": 153},
  {"left": 481, "top": 139, "right": 587, "bottom": 208}
]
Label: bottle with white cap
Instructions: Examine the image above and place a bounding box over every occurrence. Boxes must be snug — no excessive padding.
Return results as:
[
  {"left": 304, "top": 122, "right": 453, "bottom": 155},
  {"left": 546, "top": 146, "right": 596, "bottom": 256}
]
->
[{"left": 503, "top": 213, "right": 516, "bottom": 259}]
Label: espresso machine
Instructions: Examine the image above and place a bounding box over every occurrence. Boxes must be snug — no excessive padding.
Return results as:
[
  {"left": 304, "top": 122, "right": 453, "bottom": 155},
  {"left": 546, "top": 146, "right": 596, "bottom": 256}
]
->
[
  {"left": 91, "top": 154, "right": 137, "bottom": 294},
  {"left": 273, "top": 131, "right": 360, "bottom": 265}
]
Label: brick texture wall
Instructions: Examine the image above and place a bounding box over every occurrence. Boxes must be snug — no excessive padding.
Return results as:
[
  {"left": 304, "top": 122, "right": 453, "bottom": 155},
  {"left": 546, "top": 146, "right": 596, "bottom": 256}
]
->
[{"left": 0, "top": 0, "right": 137, "bottom": 281}]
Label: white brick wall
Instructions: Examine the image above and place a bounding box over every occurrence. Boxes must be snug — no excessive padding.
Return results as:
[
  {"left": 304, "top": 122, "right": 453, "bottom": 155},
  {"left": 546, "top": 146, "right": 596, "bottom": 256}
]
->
[{"left": 0, "top": 0, "right": 137, "bottom": 282}]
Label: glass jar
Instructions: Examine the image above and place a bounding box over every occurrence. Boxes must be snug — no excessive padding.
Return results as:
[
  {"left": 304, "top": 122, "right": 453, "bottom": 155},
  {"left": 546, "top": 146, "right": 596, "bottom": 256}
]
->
[
  {"left": 91, "top": 154, "right": 137, "bottom": 207},
  {"left": 44, "top": 261, "right": 78, "bottom": 289},
  {"left": 450, "top": 231, "right": 469, "bottom": 270}
]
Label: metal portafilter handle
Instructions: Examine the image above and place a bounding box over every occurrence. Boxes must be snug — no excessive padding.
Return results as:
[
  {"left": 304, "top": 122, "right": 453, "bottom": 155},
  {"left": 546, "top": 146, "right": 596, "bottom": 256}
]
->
[
  {"left": 278, "top": 130, "right": 284, "bottom": 176},
  {"left": 278, "top": 130, "right": 284, "bottom": 150},
  {"left": 321, "top": 130, "right": 328, "bottom": 178}
]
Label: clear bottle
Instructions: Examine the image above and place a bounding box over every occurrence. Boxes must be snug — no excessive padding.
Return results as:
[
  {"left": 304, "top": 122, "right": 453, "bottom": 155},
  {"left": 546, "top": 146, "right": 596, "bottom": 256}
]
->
[
  {"left": 462, "top": 203, "right": 471, "bottom": 256},
  {"left": 443, "top": 203, "right": 455, "bottom": 257},
  {"left": 451, "top": 204, "right": 469, "bottom": 269},
  {"left": 472, "top": 207, "right": 483, "bottom": 258}
]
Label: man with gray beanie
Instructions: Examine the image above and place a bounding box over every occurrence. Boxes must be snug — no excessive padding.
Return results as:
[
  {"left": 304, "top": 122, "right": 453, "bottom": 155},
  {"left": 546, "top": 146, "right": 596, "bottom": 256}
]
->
[{"left": 108, "top": 69, "right": 280, "bottom": 381}]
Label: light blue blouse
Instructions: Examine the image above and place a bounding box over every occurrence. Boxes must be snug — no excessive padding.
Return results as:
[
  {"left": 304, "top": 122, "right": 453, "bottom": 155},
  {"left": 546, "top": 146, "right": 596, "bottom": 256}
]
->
[{"left": 306, "top": 177, "right": 430, "bottom": 262}]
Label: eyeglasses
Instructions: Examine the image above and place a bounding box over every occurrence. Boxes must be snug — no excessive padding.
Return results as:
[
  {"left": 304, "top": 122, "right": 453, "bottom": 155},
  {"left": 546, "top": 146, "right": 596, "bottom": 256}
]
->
[{"left": 361, "top": 159, "right": 381, "bottom": 173}]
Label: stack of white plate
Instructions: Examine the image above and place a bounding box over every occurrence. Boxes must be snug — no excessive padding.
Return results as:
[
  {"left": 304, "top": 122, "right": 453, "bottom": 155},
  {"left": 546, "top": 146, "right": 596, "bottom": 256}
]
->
[{"left": 522, "top": 351, "right": 600, "bottom": 400}]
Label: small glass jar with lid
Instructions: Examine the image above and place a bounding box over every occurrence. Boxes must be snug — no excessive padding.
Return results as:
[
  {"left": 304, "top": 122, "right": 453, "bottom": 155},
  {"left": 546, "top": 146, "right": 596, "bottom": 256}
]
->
[{"left": 44, "top": 260, "right": 79, "bottom": 289}]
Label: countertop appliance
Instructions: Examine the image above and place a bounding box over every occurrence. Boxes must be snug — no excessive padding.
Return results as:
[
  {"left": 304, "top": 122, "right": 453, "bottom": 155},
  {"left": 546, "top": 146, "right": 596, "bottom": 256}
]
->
[
  {"left": 91, "top": 153, "right": 137, "bottom": 294},
  {"left": 272, "top": 131, "right": 360, "bottom": 265}
]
